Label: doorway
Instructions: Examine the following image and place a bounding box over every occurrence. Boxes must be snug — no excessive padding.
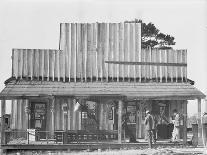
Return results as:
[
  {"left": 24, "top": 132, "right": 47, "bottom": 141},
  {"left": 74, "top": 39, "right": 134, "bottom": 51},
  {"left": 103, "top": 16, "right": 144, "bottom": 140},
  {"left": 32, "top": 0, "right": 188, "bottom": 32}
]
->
[{"left": 30, "top": 102, "right": 47, "bottom": 139}]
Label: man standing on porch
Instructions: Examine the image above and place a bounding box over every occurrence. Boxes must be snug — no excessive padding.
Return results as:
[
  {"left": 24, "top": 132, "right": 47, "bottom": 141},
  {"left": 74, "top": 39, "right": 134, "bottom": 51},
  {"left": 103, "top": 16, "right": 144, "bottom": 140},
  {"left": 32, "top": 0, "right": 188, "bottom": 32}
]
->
[
  {"left": 172, "top": 109, "right": 180, "bottom": 142},
  {"left": 144, "top": 110, "right": 153, "bottom": 148}
]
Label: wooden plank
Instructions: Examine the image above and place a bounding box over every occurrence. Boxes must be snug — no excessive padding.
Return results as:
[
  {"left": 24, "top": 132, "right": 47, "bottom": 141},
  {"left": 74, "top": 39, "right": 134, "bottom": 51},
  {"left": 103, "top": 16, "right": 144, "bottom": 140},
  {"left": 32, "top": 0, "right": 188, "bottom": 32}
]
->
[
  {"left": 120, "top": 23, "right": 124, "bottom": 80},
  {"left": 177, "top": 50, "right": 182, "bottom": 81},
  {"left": 182, "top": 50, "right": 187, "bottom": 82},
  {"left": 97, "top": 23, "right": 101, "bottom": 81},
  {"left": 166, "top": 50, "right": 170, "bottom": 81},
  {"left": 47, "top": 49, "right": 50, "bottom": 81},
  {"left": 18, "top": 50, "right": 23, "bottom": 79},
  {"left": 84, "top": 24, "right": 88, "bottom": 82},
  {"left": 174, "top": 50, "right": 178, "bottom": 82},
  {"left": 149, "top": 48, "right": 152, "bottom": 80},
  {"left": 91, "top": 24, "right": 95, "bottom": 80},
  {"left": 161, "top": 50, "right": 165, "bottom": 82},
  {"left": 127, "top": 23, "right": 130, "bottom": 80},
  {"left": 105, "top": 23, "right": 109, "bottom": 82},
  {"left": 71, "top": 23, "right": 76, "bottom": 81},
  {"left": 146, "top": 48, "right": 151, "bottom": 80},
  {"left": 165, "top": 50, "right": 168, "bottom": 82},
  {"left": 180, "top": 50, "right": 183, "bottom": 82},
  {"left": 141, "top": 49, "right": 145, "bottom": 81},
  {"left": 115, "top": 23, "right": 119, "bottom": 81},
  {"left": 30, "top": 49, "right": 34, "bottom": 80},
  {"left": 49, "top": 50, "right": 53, "bottom": 79},
  {"left": 39, "top": 50, "right": 43, "bottom": 80},
  {"left": 68, "top": 24, "right": 72, "bottom": 82},
  {"left": 12, "top": 49, "right": 18, "bottom": 78},
  {"left": 86, "top": 24, "right": 93, "bottom": 82},
  {"left": 109, "top": 23, "right": 113, "bottom": 79},
  {"left": 23, "top": 49, "right": 28, "bottom": 78},
  {"left": 112, "top": 24, "right": 116, "bottom": 80},
  {"left": 151, "top": 50, "right": 156, "bottom": 79},
  {"left": 33, "top": 49, "right": 37, "bottom": 78},
  {"left": 137, "top": 23, "right": 142, "bottom": 82},
  {"left": 54, "top": 51, "right": 60, "bottom": 81},
  {"left": 157, "top": 50, "right": 161, "bottom": 82},
  {"left": 132, "top": 23, "right": 136, "bottom": 81},
  {"left": 171, "top": 50, "right": 176, "bottom": 82},
  {"left": 76, "top": 23, "right": 82, "bottom": 80},
  {"left": 129, "top": 23, "right": 133, "bottom": 79},
  {"left": 74, "top": 24, "right": 77, "bottom": 82},
  {"left": 52, "top": 50, "right": 55, "bottom": 81},
  {"left": 100, "top": 23, "right": 105, "bottom": 82},
  {"left": 65, "top": 24, "right": 69, "bottom": 80},
  {"left": 59, "top": 51, "right": 64, "bottom": 81},
  {"left": 61, "top": 24, "right": 66, "bottom": 82},
  {"left": 94, "top": 23, "right": 98, "bottom": 81}
]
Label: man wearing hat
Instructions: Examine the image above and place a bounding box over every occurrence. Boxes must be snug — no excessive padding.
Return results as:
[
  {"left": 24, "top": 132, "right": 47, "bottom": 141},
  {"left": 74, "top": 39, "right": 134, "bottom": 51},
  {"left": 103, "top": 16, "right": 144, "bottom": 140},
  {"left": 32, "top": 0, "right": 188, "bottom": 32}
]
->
[{"left": 144, "top": 110, "right": 153, "bottom": 148}]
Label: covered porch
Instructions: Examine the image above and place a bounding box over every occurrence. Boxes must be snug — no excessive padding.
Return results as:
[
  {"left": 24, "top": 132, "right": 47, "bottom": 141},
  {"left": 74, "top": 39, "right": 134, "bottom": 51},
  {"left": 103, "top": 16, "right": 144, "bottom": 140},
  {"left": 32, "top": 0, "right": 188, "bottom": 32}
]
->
[{"left": 0, "top": 81, "right": 205, "bottom": 149}]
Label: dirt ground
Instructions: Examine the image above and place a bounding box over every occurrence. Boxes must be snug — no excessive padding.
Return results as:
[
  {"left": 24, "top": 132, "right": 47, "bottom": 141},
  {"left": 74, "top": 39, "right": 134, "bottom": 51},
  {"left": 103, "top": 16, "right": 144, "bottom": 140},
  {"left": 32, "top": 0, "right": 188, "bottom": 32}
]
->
[{"left": 5, "top": 146, "right": 207, "bottom": 155}]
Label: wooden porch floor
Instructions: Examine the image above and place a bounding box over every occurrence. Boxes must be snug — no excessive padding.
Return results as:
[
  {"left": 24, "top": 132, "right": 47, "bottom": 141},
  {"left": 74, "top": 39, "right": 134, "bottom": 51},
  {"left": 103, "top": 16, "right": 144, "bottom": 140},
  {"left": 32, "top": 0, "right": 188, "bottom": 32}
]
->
[{"left": 2, "top": 139, "right": 184, "bottom": 151}]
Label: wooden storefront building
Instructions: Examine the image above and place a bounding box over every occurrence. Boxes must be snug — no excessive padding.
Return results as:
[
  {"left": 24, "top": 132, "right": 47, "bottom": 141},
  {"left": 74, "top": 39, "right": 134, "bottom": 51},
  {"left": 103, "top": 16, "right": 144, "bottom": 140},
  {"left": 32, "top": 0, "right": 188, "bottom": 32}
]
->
[{"left": 0, "top": 22, "right": 206, "bottom": 150}]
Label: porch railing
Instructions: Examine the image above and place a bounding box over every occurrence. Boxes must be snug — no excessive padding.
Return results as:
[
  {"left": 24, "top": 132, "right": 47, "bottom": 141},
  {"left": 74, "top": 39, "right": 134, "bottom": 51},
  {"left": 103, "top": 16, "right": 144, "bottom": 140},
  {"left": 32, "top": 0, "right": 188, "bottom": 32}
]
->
[{"left": 4, "top": 129, "right": 118, "bottom": 145}]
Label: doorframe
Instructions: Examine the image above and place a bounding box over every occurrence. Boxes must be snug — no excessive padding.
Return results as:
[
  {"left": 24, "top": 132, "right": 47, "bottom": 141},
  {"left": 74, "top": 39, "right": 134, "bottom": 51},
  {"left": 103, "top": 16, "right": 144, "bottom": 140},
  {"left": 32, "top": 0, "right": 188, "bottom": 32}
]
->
[{"left": 29, "top": 98, "right": 49, "bottom": 131}]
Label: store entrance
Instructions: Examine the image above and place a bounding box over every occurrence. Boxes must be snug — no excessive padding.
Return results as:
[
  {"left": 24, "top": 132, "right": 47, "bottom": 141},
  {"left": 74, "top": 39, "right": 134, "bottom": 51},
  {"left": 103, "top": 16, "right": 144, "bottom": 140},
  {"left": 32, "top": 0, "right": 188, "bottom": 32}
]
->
[{"left": 30, "top": 102, "right": 47, "bottom": 139}]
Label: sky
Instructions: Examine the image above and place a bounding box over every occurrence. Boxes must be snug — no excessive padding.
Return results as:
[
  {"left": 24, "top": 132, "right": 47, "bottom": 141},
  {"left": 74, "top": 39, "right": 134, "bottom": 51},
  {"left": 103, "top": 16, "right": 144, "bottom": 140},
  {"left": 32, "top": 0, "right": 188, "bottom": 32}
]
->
[{"left": 0, "top": 0, "right": 206, "bottom": 116}]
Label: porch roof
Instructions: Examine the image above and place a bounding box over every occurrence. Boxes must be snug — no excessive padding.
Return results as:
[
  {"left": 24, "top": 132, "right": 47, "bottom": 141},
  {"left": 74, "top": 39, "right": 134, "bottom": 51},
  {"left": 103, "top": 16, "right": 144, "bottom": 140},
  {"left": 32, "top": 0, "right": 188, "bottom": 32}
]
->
[{"left": 0, "top": 80, "right": 205, "bottom": 100}]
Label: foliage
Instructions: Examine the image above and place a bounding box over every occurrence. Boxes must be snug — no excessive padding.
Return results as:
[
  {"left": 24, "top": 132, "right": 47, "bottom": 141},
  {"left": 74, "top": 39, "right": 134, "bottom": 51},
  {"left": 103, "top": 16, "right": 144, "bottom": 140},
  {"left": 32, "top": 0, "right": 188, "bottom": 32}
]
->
[{"left": 125, "top": 19, "right": 176, "bottom": 49}]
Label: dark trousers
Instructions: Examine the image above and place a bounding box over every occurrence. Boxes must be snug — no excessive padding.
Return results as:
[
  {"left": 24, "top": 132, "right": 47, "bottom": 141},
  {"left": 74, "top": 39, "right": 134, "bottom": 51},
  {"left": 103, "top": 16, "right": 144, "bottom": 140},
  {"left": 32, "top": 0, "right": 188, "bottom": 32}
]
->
[
  {"left": 152, "top": 129, "right": 157, "bottom": 142},
  {"left": 146, "top": 130, "right": 153, "bottom": 148}
]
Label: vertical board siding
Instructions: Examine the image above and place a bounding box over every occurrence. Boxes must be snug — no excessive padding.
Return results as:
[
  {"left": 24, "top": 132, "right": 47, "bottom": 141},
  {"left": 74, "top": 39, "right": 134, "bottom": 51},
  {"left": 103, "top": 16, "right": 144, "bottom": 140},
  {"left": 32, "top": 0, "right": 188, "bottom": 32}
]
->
[{"left": 12, "top": 22, "right": 187, "bottom": 83}]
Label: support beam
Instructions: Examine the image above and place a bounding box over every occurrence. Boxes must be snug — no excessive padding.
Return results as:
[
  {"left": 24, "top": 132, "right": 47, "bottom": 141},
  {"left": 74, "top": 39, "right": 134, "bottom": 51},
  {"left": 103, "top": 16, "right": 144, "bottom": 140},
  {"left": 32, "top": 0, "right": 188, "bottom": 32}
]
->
[
  {"left": 183, "top": 100, "right": 187, "bottom": 144},
  {"left": 51, "top": 98, "right": 55, "bottom": 138},
  {"left": 1, "top": 100, "right": 6, "bottom": 144},
  {"left": 118, "top": 100, "right": 123, "bottom": 144},
  {"left": 197, "top": 98, "right": 203, "bottom": 146}
]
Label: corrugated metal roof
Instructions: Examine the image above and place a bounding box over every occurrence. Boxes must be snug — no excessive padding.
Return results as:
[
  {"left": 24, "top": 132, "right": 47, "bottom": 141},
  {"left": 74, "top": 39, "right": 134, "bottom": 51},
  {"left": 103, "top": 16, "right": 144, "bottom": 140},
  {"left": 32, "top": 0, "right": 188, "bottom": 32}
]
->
[{"left": 0, "top": 80, "right": 205, "bottom": 100}]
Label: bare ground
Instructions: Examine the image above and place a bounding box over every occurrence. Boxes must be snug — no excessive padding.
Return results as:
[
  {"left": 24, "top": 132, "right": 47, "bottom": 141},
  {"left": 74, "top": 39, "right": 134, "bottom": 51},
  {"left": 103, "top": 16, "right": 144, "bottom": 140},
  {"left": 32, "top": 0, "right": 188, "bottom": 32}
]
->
[{"left": 5, "top": 146, "right": 207, "bottom": 155}]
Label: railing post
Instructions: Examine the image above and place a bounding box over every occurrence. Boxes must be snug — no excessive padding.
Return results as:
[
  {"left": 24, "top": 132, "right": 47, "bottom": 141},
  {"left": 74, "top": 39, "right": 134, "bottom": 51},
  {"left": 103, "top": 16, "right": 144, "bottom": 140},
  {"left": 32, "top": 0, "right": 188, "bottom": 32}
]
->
[
  {"left": 25, "top": 101, "right": 30, "bottom": 144},
  {"left": 118, "top": 100, "right": 123, "bottom": 144},
  {"left": 183, "top": 100, "right": 187, "bottom": 144},
  {"left": 50, "top": 97, "right": 55, "bottom": 138}
]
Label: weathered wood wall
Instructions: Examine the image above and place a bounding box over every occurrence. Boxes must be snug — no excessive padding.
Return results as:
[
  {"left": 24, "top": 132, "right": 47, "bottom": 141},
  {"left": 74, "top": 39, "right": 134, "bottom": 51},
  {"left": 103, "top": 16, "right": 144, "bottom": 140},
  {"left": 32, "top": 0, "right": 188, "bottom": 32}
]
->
[{"left": 11, "top": 22, "right": 187, "bottom": 82}]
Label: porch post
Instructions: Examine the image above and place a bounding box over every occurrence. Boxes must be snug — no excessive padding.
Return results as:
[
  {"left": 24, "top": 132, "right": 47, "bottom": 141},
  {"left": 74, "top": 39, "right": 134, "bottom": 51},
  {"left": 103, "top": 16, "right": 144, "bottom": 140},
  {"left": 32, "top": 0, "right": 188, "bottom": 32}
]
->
[
  {"left": 118, "top": 100, "right": 123, "bottom": 144},
  {"left": 197, "top": 98, "right": 203, "bottom": 146},
  {"left": 1, "top": 100, "right": 6, "bottom": 144},
  {"left": 51, "top": 97, "right": 55, "bottom": 138},
  {"left": 183, "top": 100, "right": 187, "bottom": 144}
]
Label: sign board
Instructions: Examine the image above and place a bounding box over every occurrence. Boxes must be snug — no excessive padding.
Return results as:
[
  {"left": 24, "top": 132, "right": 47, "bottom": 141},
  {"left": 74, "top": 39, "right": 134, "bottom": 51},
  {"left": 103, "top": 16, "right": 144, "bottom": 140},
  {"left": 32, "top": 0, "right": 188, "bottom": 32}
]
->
[{"left": 27, "top": 129, "right": 36, "bottom": 141}]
